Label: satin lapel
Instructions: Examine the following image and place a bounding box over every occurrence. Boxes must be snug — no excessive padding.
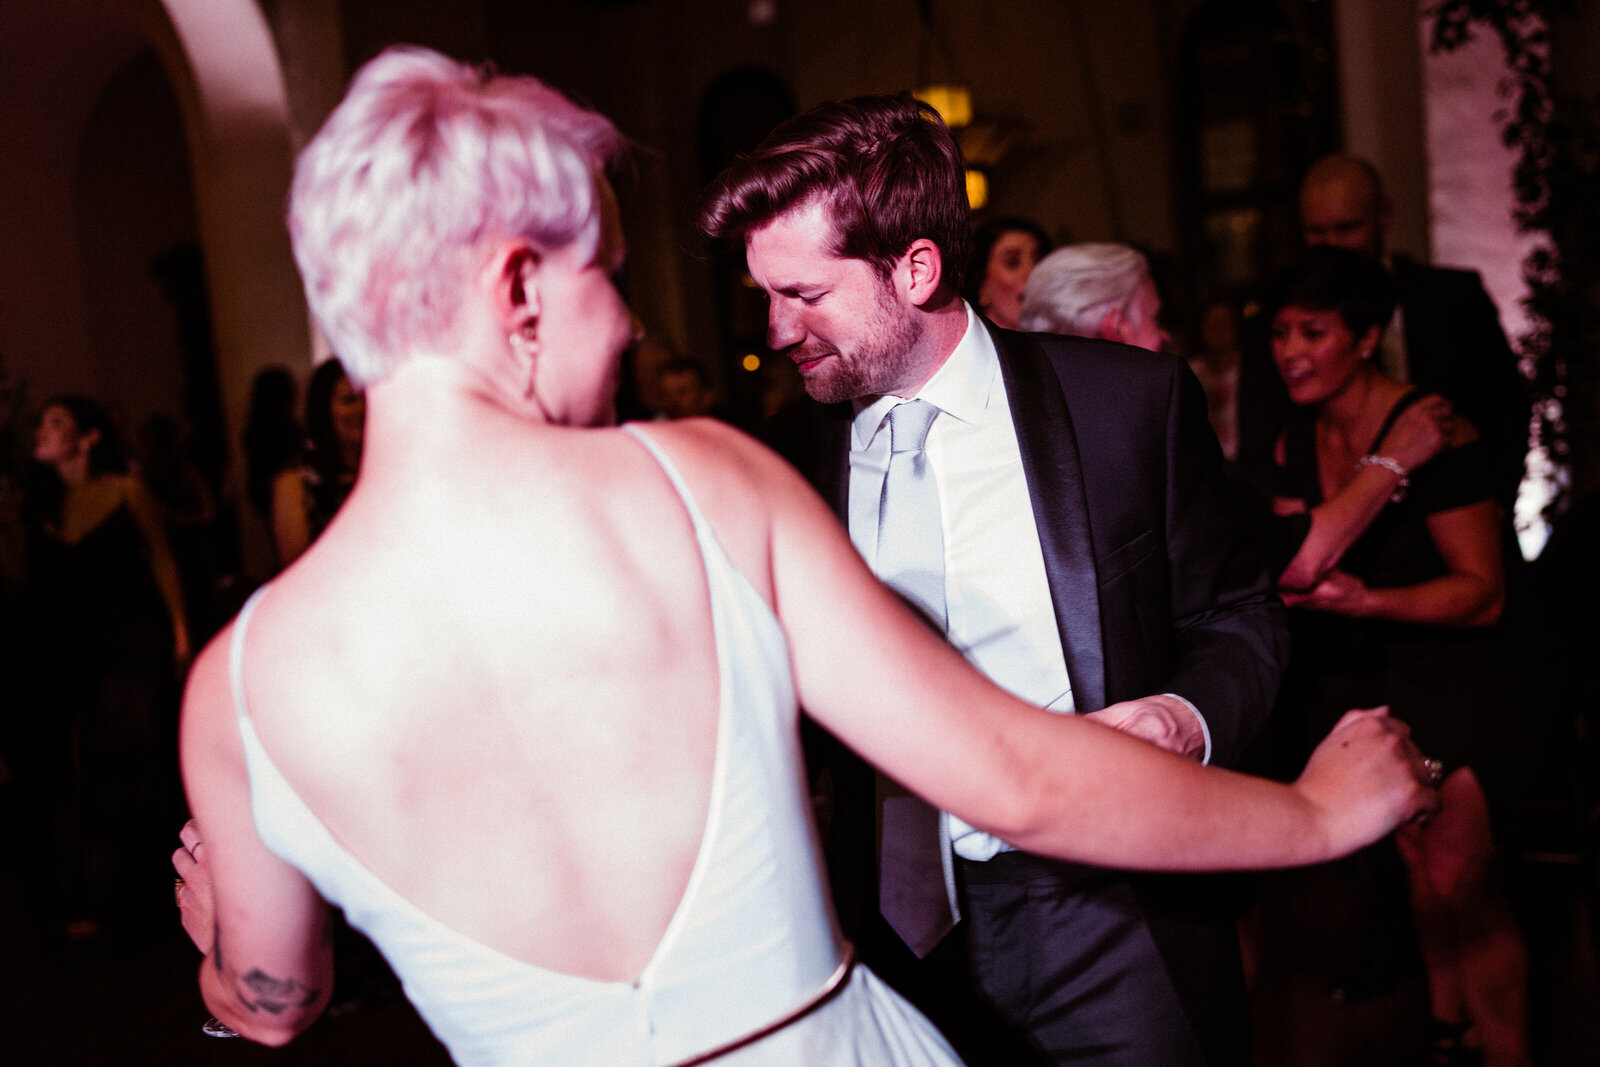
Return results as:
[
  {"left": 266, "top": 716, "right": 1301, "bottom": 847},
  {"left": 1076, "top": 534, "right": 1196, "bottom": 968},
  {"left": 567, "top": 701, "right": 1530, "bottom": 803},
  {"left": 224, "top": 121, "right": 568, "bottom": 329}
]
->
[{"left": 992, "top": 328, "right": 1107, "bottom": 712}]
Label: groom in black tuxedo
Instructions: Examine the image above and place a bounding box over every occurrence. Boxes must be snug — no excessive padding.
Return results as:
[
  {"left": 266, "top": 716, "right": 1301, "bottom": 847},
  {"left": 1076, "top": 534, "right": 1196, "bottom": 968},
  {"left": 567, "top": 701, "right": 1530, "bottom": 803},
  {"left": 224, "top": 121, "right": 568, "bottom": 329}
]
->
[{"left": 700, "top": 94, "right": 1286, "bottom": 1065}]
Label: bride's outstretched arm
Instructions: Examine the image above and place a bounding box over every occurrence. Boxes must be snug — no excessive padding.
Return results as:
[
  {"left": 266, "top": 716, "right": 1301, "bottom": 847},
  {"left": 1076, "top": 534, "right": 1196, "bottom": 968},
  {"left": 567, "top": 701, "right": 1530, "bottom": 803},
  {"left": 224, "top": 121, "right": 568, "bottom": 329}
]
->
[{"left": 744, "top": 432, "right": 1437, "bottom": 869}]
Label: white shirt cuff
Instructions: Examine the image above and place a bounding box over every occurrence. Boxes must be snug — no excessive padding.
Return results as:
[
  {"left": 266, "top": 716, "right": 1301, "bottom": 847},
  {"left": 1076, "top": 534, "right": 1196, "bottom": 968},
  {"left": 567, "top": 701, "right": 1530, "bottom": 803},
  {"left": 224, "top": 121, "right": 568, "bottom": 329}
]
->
[{"left": 1162, "top": 693, "right": 1212, "bottom": 764}]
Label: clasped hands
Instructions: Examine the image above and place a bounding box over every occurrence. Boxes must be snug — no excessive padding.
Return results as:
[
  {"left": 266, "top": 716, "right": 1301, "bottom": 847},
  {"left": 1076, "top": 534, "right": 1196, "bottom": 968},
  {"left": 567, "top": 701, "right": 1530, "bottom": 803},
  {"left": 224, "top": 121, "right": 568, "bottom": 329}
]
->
[{"left": 1279, "top": 568, "right": 1369, "bottom": 616}]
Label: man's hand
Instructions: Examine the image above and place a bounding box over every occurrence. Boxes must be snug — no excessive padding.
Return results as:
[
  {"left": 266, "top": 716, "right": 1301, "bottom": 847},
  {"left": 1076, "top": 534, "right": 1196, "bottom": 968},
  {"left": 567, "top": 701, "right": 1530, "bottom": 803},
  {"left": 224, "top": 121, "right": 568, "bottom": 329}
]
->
[
  {"left": 172, "top": 819, "right": 215, "bottom": 955},
  {"left": 1083, "top": 695, "right": 1207, "bottom": 761}
]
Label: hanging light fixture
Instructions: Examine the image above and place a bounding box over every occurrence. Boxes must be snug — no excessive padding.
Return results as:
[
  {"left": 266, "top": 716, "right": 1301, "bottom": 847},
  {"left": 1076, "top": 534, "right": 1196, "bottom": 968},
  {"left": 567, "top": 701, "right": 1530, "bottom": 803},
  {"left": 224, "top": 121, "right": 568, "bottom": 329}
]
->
[{"left": 914, "top": 83, "right": 973, "bottom": 129}]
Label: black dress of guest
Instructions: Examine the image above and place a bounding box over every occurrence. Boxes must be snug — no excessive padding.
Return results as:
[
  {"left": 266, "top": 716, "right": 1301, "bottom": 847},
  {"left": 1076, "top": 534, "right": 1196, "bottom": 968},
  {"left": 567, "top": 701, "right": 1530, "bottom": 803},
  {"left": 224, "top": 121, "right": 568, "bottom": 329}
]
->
[
  {"left": 24, "top": 503, "right": 177, "bottom": 933},
  {"left": 1273, "top": 391, "right": 1519, "bottom": 815}
]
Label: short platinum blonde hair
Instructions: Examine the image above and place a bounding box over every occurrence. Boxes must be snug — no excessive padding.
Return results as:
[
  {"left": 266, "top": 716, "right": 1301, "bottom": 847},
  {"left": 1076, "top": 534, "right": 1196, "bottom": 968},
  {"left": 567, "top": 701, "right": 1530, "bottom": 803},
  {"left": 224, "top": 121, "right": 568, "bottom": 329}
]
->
[
  {"left": 288, "top": 46, "right": 624, "bottom": 387},
  {"left": 1019, "top": 242, "right": 1150, "bottom": 338}
]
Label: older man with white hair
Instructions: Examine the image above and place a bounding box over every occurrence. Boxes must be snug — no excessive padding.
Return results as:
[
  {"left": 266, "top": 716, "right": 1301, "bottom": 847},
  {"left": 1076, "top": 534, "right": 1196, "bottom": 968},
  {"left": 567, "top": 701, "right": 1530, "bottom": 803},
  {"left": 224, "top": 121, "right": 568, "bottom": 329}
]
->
[{"left": 1020, "top": 242, "right": 1167, "bottom": 352}]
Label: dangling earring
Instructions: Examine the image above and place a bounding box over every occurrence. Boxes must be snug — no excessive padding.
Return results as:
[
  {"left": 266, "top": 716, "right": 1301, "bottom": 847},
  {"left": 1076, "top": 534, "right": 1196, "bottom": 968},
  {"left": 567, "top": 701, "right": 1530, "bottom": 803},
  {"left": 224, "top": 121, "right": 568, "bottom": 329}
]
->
[
  {"left": 511, "top": 316, "right": 539, "bottom": 351},
  {"left": 509, "top": 317, "right": 553, "bottom": 422}
]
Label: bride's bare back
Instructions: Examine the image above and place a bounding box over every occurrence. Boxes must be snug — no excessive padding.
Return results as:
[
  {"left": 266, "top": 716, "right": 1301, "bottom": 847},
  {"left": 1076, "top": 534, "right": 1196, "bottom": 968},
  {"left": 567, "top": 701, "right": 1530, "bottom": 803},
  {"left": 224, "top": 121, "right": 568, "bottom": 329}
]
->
[{"left": 230, "top": 414, "right": 774, "bottom": 982}]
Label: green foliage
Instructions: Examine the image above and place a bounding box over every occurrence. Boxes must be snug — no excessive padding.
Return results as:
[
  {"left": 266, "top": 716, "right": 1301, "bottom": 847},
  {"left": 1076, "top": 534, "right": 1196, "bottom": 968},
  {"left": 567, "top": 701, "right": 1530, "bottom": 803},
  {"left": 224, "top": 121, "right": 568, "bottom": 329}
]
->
[{"left": 1429, "top": 0, "right": 1600, "bottom": 505}]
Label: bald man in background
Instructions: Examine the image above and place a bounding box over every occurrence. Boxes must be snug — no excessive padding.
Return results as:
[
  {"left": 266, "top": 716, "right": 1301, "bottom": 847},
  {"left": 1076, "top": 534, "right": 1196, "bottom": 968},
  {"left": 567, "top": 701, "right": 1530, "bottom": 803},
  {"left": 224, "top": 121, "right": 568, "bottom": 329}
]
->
[{"left": 1299, "top": 154, "right": 1529, "bottom": 511}]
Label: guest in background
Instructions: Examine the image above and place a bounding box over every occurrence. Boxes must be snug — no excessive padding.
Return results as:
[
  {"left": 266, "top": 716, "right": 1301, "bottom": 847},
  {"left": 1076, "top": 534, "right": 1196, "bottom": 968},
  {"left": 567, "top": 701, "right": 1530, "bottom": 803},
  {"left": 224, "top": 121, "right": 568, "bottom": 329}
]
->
[
  {"left": 656, "top": 356, "right": 720, "bottom": 420},
  {"left": 22, "top": 395, "right": 190, "bottom": 939},
  {"left": 241, "top": 366, "right": 302, "bottom": 523},
  {"left": 1187, "top": 294, "right": 1295, "bottom": 486},
  {"left": 1264, "top": 246, "right": 1529, "bottom": 1067},
  {"left": 1189, "top": 297, "right": 1245, "bottom": 462},
  {"left": 1019, "top": 241, "right": 1167, "bottom": 352},
  {"left": 135, "top": 413, "right": 220, "bottom": 642},
  {"left": 1299, "top": 154, "right": 1528, "bottom": 512},
  {"left": 614, "top": 332, "right": 673, "bottom": 422},
  {"left": 964, "top": 216, "right": 1050, "bottom": 330},
  {"left": 270, "top": 357, "right": 364, "bottom": 567}
]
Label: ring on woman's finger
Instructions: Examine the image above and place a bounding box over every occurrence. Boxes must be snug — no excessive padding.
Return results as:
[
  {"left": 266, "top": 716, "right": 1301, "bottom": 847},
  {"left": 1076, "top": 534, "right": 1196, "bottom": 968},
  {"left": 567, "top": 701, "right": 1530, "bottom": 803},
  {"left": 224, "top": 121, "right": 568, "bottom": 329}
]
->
[
  {"left": 174, "top": 877, "right": 185, "bottom": 907},
  {"left": 1422, "top": 758, "right": 1444, "bottom": 788}
]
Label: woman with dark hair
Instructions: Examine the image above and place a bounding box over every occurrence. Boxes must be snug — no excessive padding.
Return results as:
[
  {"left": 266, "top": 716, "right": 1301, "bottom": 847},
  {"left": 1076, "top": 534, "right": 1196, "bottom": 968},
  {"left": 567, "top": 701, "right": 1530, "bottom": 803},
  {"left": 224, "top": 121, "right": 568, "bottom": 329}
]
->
[
  {"left": 963, "top": 216, "right": 1050, "bottom": 330},
  {"left": 270, "top": 358, "right": 365, "bottom": 566},
  {"left": 23, "top": 395, "right": 190, "bottom": 937},
  {"left": 1263, "top": 246, "right": 1528, "bottom": 1067}
]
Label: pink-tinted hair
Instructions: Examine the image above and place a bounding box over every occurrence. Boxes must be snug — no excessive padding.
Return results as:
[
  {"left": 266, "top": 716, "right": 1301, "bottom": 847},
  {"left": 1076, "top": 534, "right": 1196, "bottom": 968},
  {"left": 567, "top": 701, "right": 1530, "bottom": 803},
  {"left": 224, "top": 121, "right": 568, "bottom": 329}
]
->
[{"left": 288, "top": 46, "right": 623, "bottom": 386}]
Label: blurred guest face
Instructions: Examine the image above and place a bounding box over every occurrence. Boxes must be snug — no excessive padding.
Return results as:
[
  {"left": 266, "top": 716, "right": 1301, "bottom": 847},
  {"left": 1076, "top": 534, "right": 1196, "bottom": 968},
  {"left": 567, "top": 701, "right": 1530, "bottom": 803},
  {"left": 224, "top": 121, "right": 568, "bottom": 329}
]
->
[
  {"left": 977, "top": 229, "right": 1043, "bottom": 330},
  {"left": 1271, "top": 306, "right": 1373, "bottom": 406},
  {"left": 746, "top": 199, "right": 924, "bottom": 404},
  {"left": 658, "top": 370, "right": 713, "bottom": 419},
  {"left": 330, "top": 374, "right": 366, "bottom": 450},
  {"left": 631, "top": 337, "right": 672, "bottom": 414},
  {"left": 1122, "top": 277, "right": 1167, "bottom": 353},
  {"left": 1300, "top": 177, "right": 1385, "bottom": 259},
  {"left": 1199, "top": 301, "right": 1238, "bottom": 355},
  {"left": 33, "top": 404, "right": 86, "bottom": 466}
]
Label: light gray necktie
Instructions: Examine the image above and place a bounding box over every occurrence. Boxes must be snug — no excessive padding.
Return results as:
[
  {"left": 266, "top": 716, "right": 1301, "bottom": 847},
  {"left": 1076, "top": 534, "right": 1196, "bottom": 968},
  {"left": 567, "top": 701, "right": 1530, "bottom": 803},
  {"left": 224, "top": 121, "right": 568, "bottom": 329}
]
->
[
  {"left": 876, "top": 399, "right": 946, "bottom": 631},
  {"left": 874, "top": 398, "right": 959, "bottom": 957}
]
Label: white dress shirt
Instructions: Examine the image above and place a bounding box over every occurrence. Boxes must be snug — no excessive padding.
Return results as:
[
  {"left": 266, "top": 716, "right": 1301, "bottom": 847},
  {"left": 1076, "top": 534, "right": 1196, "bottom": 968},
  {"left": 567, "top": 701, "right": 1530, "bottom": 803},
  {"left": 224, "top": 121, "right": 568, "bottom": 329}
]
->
[{"left": 848, "top": 305, "right": 1074, "bottom": 861}]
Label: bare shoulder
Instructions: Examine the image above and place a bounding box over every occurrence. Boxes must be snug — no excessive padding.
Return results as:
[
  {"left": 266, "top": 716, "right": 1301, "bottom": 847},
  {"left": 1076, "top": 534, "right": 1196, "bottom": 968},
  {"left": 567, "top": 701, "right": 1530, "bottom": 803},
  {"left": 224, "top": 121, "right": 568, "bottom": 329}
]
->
[
  {"left": 621, "top": 418, "right": 813, "bottom": 509},
  {"left": 618, "top": 419, "right": 829, "bottom": 598}
]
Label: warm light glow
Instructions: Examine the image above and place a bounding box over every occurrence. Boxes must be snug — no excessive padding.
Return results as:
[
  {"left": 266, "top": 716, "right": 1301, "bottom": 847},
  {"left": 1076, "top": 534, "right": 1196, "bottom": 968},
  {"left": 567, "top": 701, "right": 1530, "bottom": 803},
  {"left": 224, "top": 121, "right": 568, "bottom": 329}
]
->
[
  {"left": 742, "top": 354, "right": 762, "bottom": 372},
  {"left": 915, "top": 84, "right": 973, "bottom": 129},
  {"left": 965, "top": 168, "right": 989, "bottom": 211}
]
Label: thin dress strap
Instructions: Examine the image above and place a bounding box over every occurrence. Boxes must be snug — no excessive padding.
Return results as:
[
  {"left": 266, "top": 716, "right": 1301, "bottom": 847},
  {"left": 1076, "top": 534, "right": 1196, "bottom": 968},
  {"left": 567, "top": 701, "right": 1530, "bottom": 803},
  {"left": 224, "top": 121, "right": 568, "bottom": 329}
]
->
[
  {"left": 230, "top": 584, "right": 271, "bottom": 724},
  {"left": 1368, "top": 388, "right": 1429, "bottom": 454},
  {"left": 619, "top": 424, "right": 716, "bottom": 541}
]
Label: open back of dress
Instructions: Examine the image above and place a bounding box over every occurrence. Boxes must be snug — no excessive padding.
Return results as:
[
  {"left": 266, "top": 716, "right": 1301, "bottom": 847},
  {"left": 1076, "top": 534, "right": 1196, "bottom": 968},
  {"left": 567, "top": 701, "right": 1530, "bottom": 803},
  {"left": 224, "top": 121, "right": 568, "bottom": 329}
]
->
[{"left": 230, "top": 424, "right": 962, "bottom": 1066}]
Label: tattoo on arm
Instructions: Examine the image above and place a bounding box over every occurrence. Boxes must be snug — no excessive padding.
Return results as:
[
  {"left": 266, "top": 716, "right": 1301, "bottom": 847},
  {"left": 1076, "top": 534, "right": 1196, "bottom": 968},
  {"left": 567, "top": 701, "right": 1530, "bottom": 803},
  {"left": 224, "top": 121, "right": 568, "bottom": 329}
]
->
[
  {"left": 213, "top": 927, "right": 324, "bottom": 1016},
  {"left": 236, "top": 968, "right": 322, "bottom": 1015}
]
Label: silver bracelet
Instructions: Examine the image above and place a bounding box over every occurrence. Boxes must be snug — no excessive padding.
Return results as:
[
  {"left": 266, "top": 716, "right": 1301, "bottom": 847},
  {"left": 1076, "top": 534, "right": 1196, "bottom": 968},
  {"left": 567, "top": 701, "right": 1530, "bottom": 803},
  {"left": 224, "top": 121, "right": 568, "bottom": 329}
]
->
[{"left": 1355, "top": 453, "right": 1409, "bottom": 503}]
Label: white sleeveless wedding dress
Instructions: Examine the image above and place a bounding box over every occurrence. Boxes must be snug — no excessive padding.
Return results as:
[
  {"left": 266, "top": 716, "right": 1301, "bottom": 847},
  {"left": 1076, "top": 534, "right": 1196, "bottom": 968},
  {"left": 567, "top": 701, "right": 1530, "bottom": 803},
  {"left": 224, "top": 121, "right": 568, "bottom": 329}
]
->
[{"left": 230, "top": 424, "right": 963, "bottom": 1065}]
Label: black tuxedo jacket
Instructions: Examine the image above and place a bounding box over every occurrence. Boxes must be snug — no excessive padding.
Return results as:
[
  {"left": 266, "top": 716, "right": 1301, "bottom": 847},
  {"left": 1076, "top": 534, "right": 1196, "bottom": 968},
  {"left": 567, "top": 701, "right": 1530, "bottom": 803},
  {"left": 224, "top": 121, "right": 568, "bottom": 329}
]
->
[
  {"left": 1391, "top": 256, "right": 1530, "bottom": 511},
  {"left": 763, "top": 323, "right": 1288, "bottom": 1061}
]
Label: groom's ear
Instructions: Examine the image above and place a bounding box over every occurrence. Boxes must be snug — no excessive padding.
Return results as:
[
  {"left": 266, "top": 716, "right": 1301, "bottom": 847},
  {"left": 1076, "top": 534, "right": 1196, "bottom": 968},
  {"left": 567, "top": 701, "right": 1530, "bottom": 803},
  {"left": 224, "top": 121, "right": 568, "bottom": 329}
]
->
[{"left": 900, "top": 238, "right": 945, "bottom": 308}]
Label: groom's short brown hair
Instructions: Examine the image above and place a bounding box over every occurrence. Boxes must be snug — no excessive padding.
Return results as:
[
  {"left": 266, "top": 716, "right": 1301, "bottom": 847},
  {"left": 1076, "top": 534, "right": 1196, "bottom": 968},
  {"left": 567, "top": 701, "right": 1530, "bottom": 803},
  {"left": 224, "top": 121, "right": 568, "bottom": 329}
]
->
[{"left": 698, "top": 93, "right": 970, "bottom": 295}]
